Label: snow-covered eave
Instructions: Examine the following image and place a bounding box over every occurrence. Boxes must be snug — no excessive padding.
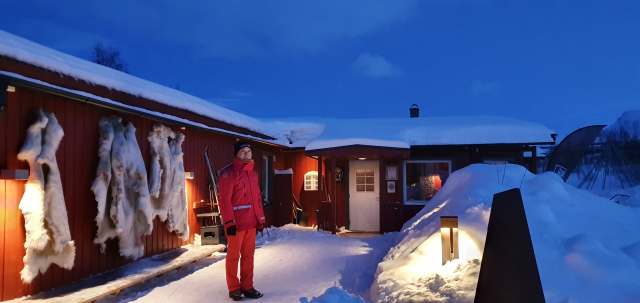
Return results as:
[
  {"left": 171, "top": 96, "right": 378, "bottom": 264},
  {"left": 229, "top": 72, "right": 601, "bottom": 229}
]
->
[
  {"left": 304, "top": 140, "right": 555, "bottom": 155},
  {"left": 0, "top": 71, "right": 292, "bottom": 148},
  {"left": 0, "top": 54, "right": 280, "bottom": 141},
  {"left": 304, "top": 144, "right": 411, "bottom": 159},
  {"left": 410, "top": 141, "right": 556, "bottom": 147}
]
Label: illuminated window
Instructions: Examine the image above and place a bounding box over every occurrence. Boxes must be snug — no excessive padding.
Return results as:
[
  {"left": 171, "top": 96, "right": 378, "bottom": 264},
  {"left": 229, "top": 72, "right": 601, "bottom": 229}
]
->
[
  {"left": 404, "top": 160, "right": 452, "bottom": 204},
  {"left": 355, "top": 169, "right": 375, "bottom": 192},
  {"left": 304, "top": 171, "right": 319, "bottom": 191}
]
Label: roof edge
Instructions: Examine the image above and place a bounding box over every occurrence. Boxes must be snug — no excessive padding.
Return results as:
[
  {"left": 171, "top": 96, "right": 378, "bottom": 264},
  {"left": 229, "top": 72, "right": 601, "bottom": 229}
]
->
[{"left": 1, "top": 72, "right": 288, "bottom": 148}]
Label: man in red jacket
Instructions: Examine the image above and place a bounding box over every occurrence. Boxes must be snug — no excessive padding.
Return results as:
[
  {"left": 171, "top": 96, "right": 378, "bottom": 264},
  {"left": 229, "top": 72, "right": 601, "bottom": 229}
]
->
[{"left": 219, "top": 142, "right": 266, "bottom": 301}]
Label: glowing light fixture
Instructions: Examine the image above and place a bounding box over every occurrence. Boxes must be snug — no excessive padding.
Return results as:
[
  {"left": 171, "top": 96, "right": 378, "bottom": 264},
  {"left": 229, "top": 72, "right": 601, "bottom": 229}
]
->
[
  {"left": 440, "top": 216, "right": 459, "bottom": 265},
  {"left": 185, "top": 172, "right": 194, "bottom": 179},
  {"left": 358, "top": 157, "right": 366, "bottom": 160},
  {"left": 6, "top": 86, "right": 15, "bottom": 92}
]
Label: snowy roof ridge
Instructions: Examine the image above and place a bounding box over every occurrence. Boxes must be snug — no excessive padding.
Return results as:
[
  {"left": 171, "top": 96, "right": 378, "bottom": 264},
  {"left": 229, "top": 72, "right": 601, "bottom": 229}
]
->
[
  {"left": 0, "top": 30, "right": 282, "bottom": 139},
  {"left": 289, "top": 116, "right": 556, "bottom": 151}
]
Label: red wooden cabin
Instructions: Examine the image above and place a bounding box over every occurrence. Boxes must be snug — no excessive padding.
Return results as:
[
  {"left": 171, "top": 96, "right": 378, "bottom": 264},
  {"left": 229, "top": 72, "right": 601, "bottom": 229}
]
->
[{"left": 0, "top": 30, "right": 555, "bottom": 300}]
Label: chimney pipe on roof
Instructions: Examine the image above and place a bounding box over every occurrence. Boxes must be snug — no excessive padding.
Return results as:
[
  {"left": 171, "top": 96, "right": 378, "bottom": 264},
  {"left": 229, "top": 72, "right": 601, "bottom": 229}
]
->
[{"left": 410, "top": 104, "right": 419, "bottom": 118}]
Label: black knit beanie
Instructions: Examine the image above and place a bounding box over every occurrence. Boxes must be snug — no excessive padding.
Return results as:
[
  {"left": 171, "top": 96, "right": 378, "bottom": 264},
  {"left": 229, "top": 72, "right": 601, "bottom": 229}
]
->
[{"left": 234, "top": 141, "right": 251, "bottom": 157}]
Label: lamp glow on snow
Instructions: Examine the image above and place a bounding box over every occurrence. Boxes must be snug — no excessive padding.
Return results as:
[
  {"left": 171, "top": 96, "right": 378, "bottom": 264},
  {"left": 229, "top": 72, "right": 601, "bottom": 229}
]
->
[{"left": 440, "top": 216, "right": 459, "bottom": 265}]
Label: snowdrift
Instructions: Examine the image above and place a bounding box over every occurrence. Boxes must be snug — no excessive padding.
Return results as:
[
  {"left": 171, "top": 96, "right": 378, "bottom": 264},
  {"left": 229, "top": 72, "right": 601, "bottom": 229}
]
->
[{"left": 371, "top": 164, "right": 640, "bottom": 303}]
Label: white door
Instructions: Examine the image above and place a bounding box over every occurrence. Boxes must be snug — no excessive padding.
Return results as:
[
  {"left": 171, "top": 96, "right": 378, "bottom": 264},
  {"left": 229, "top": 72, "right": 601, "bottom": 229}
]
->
[{"left": 349, "top": 160, "right": 380, "bottom": 232}]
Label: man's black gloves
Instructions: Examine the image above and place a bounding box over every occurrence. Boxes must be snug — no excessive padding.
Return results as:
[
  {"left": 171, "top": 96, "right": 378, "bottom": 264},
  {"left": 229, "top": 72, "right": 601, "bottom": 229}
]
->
[
  {"left": 257, "top": 224, "right": 264, "bottom": 232},
  {"left": 226, "top": 225, "right": 237, "bottom": 236}
]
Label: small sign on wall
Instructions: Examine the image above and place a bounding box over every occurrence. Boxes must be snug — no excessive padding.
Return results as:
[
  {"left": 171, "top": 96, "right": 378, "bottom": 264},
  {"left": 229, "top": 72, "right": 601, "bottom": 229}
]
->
[
  {"left": 386, "top": 165, "right": 398, "bottom": 180},
  {"left": 387, "top": 181, "right": 396, "bottom": 193}
]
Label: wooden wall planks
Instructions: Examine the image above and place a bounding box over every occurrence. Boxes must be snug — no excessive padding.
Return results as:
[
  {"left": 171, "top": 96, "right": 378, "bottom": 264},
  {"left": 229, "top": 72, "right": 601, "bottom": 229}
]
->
[
  {"left": 0, "top": 86, "right": 285, "bottom": 301},
  {"left": 284, "top": 152, "right": 320, "bottom": 226}
]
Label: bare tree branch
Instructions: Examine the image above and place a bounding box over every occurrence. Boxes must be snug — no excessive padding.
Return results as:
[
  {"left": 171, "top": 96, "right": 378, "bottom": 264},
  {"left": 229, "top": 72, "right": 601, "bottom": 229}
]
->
[{"left": 91, "top": 43, "right": 130, "bottom": 74}]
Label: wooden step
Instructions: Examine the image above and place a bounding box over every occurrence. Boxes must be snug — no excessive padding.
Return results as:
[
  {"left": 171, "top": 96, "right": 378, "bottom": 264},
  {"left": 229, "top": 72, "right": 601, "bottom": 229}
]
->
[{"left": 7, "top": 244, "right": 225, "bottom": 303}]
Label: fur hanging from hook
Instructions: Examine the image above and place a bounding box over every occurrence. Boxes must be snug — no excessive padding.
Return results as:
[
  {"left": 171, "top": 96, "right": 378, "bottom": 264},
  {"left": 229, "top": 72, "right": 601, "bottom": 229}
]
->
[
  {"left": 17, "top": 109, "right": 75, "bottom": 284},
  {"left": 92, "top": 116, "right": 153, "bottom": 260}
]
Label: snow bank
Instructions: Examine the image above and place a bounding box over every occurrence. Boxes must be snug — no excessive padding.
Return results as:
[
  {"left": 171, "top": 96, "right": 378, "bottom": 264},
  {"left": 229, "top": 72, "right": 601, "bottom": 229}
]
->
[
  {"left": 371, "top": 164, "right": 640, "bottom": 303},
  {"left": 302, "top": 287, "right": 367, "bottom": 303}
]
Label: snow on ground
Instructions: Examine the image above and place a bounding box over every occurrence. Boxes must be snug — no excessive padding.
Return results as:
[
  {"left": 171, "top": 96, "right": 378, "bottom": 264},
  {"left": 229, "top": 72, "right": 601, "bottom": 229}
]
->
[
  {"left": 95, "top": 225, "right": 396, "bottom": 303},
  {"left": 371, "top": 164, "right": 640, "bottom": 303}
]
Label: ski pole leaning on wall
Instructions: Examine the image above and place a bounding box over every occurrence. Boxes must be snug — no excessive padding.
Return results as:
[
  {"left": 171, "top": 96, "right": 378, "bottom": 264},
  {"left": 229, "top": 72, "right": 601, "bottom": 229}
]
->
[{"left": 205, "top": 146, "right": 223, "bottom": 225}]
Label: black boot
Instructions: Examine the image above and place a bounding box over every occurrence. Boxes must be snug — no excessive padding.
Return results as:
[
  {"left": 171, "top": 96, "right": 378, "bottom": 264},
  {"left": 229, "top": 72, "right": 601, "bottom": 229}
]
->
[
  {"left": 242, "top": 288, "right": 263, "bottom": 299},
  {"left": 229, "top": 289, "right": 244, "bottom": 301}
]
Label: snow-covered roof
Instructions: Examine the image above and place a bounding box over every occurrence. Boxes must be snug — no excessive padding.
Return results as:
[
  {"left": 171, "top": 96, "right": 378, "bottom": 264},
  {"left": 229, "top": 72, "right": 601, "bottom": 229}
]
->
[
  {"left": 0, "top": 71, "right": 292, "bottom": 146},
  {"left": 0, "top": 30, "right": 282, "bottom": 139},
  {"left": 0, "top": 29, "right": 555, "bottom": 151},
  {"left": 293, "top": 116, "right": 555, "bottom": 151}
]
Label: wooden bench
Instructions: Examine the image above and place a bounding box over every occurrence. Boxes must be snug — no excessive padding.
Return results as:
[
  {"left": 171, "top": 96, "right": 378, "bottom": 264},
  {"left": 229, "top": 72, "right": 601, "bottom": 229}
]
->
[{"left": 7, "top": 244, "right": 225, "bottom": 303}]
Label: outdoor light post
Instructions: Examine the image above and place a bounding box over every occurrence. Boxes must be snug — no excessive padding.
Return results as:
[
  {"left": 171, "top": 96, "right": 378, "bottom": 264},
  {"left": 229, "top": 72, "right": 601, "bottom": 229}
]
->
[{"left": 440, "top": 216, "right": 459, "bottom": 265}]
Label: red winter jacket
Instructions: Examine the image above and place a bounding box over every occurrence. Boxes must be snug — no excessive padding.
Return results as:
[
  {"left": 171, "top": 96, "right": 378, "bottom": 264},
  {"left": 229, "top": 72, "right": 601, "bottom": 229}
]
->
[{"left": 218, "top": 158, "right": 266, "bottom": 232}]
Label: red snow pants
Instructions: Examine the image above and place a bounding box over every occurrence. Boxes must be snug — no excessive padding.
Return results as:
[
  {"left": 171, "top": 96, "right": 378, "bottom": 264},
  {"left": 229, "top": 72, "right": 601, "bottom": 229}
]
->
[{"left": 226, "top": 228, "right": 256, "bottom": 292}]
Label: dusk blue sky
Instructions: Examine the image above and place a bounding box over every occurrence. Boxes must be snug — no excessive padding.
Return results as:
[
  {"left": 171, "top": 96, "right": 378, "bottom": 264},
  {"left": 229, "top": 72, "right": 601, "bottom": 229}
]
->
[{"left": 1, "top": 1, "right": 639, "bottom": 138}]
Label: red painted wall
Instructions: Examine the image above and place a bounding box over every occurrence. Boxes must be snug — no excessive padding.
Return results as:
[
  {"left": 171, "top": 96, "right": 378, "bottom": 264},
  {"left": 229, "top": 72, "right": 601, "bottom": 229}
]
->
[
  {"left": 283, "top": 152, "right": 320, "bottom": 226},
  {"left": 0, "top": 86, "right": 284, "bottom": 300}
]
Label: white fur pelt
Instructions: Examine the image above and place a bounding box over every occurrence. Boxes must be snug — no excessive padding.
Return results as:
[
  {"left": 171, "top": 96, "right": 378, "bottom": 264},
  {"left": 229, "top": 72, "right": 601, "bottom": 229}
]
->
[
  {"left": 92, "top": 117, "right": 153, "bottom": 260},
  {"left": 92, "top": 117, "right": 117, "bottom": 252},
  {"left": 148, "top": 124, "right": 175, "bottom": 221},
  {"left": 148, "top": 124, "right": 189, "bottom": 240},
  {"left": 17, "top": 109, "right": 75, "bottom": 284},
  {"left": 165, "top": 132, "right": 189, "bottom": 240}
]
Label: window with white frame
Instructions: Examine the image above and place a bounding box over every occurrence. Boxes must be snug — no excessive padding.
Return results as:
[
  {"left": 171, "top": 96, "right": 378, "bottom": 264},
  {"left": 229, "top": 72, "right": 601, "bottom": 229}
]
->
[
  {"left": 355, "top": 169, "right": 375, "bottom": 192},
  {"left": 404, "top": 160, "right": 452, "bottom": 204},
  {"left": 304, "top": 171, "right": 319, "bottom": 191}
]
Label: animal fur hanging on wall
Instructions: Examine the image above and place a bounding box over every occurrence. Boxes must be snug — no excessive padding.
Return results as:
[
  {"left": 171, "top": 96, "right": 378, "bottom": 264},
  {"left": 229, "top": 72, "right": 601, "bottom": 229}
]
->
[
  {"left": 148, "top": 124, "right": 189, "bottom": 240},
  {"left": 17, "top": 109, "right": 75, "bottom": 284},
  {"left": 91, "top": 116, "right": 154, "bottom": 260}
]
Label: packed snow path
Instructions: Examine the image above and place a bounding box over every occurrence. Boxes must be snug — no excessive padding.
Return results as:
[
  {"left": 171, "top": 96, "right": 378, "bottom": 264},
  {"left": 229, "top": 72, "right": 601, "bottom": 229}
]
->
[{"left": 95, "top": 225, "right": 396, "bottom": 303}]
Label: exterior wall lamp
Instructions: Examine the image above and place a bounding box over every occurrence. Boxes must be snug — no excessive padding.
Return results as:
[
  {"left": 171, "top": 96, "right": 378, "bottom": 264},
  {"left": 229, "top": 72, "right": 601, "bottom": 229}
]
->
[
  {"left": 440, "top": 216, "right": 459, "bottom": 265},
  {"left": 185, "top": 172, "right": 194, "bottom": 179}
]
